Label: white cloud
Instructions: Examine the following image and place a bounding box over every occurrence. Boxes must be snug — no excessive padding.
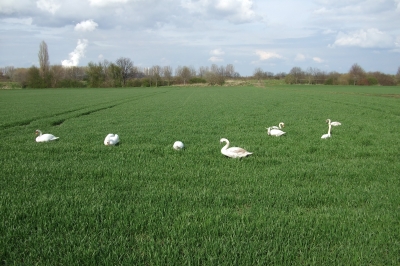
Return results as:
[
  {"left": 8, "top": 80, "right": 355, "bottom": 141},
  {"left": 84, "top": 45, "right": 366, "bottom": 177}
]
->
[
  {"left": 61, "top": 39, "right": 88, "bottom": 67},
  {"left": 331, "top": 28, "right": 394, "bottom": 48},
  {"left": 181, "top": 0, "right": 258, "bottom": 23},
  {"left": 36, "top": 0, "right": 60, "bottom": 14},
  {"left": 295, "top": 53, "right": 306, "bottom": 61},
  {"left": 74, "top": 19, "right": 98, "bottom": 32},
  {"left": 210, "top": 48, "right": 225, "bottom": 56},
  {"left": 313, "top": 57, "right": 324, "bottom": 63},
  {"left": 88, "top": 0, "right": 129, "bottom": 7},
  {"left": 208, "top": 56, "right": 224, "bottom": 62},
  {"left": 255, "top": 50, "right": 283, "bottom": 61}
]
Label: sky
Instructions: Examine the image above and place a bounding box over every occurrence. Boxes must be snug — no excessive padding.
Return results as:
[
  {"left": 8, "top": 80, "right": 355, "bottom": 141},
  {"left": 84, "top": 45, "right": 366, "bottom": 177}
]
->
[{"left": 1, "top": 0, "right": 400, "bottom": 76}]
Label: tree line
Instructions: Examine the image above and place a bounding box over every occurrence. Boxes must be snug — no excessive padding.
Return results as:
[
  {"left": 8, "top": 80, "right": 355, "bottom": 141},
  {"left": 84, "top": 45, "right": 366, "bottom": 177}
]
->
[
  {"left": 254, "top": 65, "right": 400, "bottom": 86},
  {"left": 1, "top": 41, "right": 400, "bottom": 88}
]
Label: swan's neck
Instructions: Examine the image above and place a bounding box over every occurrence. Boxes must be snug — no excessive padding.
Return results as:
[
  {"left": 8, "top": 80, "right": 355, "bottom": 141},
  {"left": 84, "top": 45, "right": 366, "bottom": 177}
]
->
[
  {"left": 221, "top": 140, "right": 230, "bottom": 151},
  {"left": 279, "top": 123, "right": 283, "bottom": 129},
  {"left": 327, "top": 123, "right": 331, "bottom": 135},
  {"left": 37, "top": 130, "right": 42, "bottom": 136}
]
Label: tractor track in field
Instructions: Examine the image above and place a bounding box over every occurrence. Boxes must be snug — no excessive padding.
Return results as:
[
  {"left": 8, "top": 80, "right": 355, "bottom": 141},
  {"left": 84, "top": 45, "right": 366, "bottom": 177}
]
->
[{"left": 0, "top": 90, "right": 170, "bottom": 131}]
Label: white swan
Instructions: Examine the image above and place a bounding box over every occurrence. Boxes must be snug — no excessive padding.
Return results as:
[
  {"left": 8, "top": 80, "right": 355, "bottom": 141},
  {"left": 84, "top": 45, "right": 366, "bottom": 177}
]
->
[
  {"left": 271, "top": 122, "right": 285, "bottom": 130},
  {"left": 220, "top": 138, "right": 252, "bottom": 158},
  {"left": 327, "top": 119, "right": 341, "bottom": 126},
  {"left": 266, "top": 127, "right": 286, "bottom": 137},
  {"left": 104, "top": 133, "right": 120, "bottom": 145},
  {"left": 35, "top": 129, "right": 59, "bottom": 142},
  {"left": 321, "top": 120, "right": 332, "bottom": 139},
  {"left": 173, "top": 141, "right": 184, "bottom": 150}
]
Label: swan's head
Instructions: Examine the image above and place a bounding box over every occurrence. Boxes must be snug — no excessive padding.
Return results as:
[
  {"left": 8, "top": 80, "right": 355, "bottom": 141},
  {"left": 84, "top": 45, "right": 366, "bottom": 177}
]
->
[
  {"left": 326, "top": 119, "right": 331, "bottom": 123},
  {"left": 220, "top": 138, "right": 229, "bottom": 144},
  {"left": 280, "top": 122, "right": 285, "bottom": 128},
  {"left": 35, "top": 130, "right": 41, "bottom": 135}
]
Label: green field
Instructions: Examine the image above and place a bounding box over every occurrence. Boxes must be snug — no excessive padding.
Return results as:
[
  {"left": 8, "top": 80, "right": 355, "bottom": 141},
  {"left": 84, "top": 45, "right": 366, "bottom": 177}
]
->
[{"left": 1, "top": 85, "right": 399, "bottom": 265}]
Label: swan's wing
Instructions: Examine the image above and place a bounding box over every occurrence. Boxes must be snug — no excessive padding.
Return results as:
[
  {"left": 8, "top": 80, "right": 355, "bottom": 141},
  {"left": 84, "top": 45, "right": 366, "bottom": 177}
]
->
[
  {"left": 227, "top": 147, "right": 252, "bottom": 157},
  {"left": 270, "top": 129, "right": 286, "bottom": 136},
  {"left": 44, "top": 134, "right": 58, "bottom": 141}
]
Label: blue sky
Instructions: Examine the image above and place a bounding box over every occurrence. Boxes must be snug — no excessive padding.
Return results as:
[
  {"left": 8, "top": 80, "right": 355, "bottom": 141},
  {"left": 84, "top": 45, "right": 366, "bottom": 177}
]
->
[{"left": 1, "top": 0, "right": 399, "bottom": 76}]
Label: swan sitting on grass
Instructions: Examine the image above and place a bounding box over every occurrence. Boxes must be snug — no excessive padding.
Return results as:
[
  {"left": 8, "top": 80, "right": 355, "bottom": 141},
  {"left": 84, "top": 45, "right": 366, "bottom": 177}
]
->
[
  {"left": 220, "top": 138, "right": 252, "bottom": 158},
  {"left": 35, "top": 129, "right": 59, "bottom": 142},
  {"left": 266, "top": 127, "right": 286, "bottom": 137},
  {"left": 104, "top": 134, "right": 120, "bottom": 146}
]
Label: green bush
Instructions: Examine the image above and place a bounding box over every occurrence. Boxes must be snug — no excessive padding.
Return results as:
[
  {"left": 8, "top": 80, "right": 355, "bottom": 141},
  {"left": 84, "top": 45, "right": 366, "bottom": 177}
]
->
[
  {"left": 189, "top": 77, "right": 207, "bottom": 84},
  {"left": 367, "top": 77, "right": 378, "bottom": 86}
]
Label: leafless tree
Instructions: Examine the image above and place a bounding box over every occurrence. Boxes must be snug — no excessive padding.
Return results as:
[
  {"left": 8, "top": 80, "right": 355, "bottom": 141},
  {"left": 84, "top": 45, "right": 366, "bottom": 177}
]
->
[
  {"left": 253, "top": 67, "right": 264, "bottom": 83},
  {"left": 150, "top": 65, "right": 161, "bottom": 87},
  {"left": 115, "top": 57, "right": 133, "bottom": 86},
  {"left": 396, "top": 66, "right": 400, "bottom": 84},
  {"left": 65, "top": 66, "right": 85, "bottom": 81},
  {"left": 289, "top": 67, "right": 304, "bottom": 84},
  {"left": 198, "top": 66, "right": 208, "bottom": 78},
  {"left": 99, "top": 59, "right": 111, "bottom": 85},
  {"left": 162, "top": 66, "right": 173, "bottom": 86},
  {"left": 38, "top": 41, "right": 50, "bottom": 77},
  {"left": 176, "top": 66, "right": 192, "bottom": 84},
  {"left": 306, "top": 67, "right": 316, "bottom": 84},
  {"left": 225, "top": 64, "right": 235, "bottom": 78},
  {"left": 349, "top": 63, "right": 365, "bottom": 85},
  {"left": 50, "top": 65, "right": 64, "bottom": 87},
  {"left": 1, "top": 66, "right": 15, "bottom": 80}
]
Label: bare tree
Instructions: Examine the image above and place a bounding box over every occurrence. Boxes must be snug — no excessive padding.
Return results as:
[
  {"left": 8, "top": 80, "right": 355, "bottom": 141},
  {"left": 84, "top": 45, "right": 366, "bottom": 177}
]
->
[
  {"left": 349, "top": 63, "right": 365, "bottom": 85},
  {"left": 99, "top": 60, "right": 111, "bottom": 85},
  {"left": 205, "top": 64, "right": 225, "bottom": 85},
  {"left": 289, "top": 67, "right": 304, "bottom": 84},
  {"left": 198, "top": 66, "right": 208, "bottom": 78},
  {"left": 115, "top": 57, "right": 133, "bottom": 86},
  {"left": 396, "top": 66, "right": 400, "bottom": 84},
  {"left": 150, "top": 65, "right": 161, "bottom": 87},
  {"left": 1, "top": 66, "right": 15, "bottom": 80},
  {"left": 50, "top": 65, "right": 64, "bottom": 87},
  {"left": 38, "top": 41, "right": 50, "bottom": 77},
  {"left": 176, "top": 66, "right": 192, "bottom": 85},
  {"left": 162, "top": 66, "right": 173, "bottom": 86},
  {"left": 225, "top": 64, "right": 235, "bottom": 78},
  {"left": 253, "top": 67, "right": 264, "bottom": 83}
]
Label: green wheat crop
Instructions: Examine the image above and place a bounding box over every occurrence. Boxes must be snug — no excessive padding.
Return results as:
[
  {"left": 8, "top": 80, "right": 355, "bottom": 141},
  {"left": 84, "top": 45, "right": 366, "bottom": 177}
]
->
[{"left": 0, "top": 85, "right": 399, "bottom": 265}]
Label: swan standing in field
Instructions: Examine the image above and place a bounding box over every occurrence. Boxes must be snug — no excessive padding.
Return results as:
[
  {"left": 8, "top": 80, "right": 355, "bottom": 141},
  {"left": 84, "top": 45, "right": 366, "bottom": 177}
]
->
[
  {"left": 220, "top": 138, "right": 252, "bottom": 158},
  {"left": 266, "top": 127, "right": 286, "bottom": 137},
  {"left": 35, "top": 129, "right": 59, "bottom": 142},
  {"left": 321, "top": 120, "right": 332, "bottom": 139},
  {"left": 271, "top": 122, "right": 285, "bottom": 130},
  {"left": 327, "top": 119, "right": 341, "bottom": 126},
  {"left": 104, "top": 134, "right": 120, "bottom": 145}
]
